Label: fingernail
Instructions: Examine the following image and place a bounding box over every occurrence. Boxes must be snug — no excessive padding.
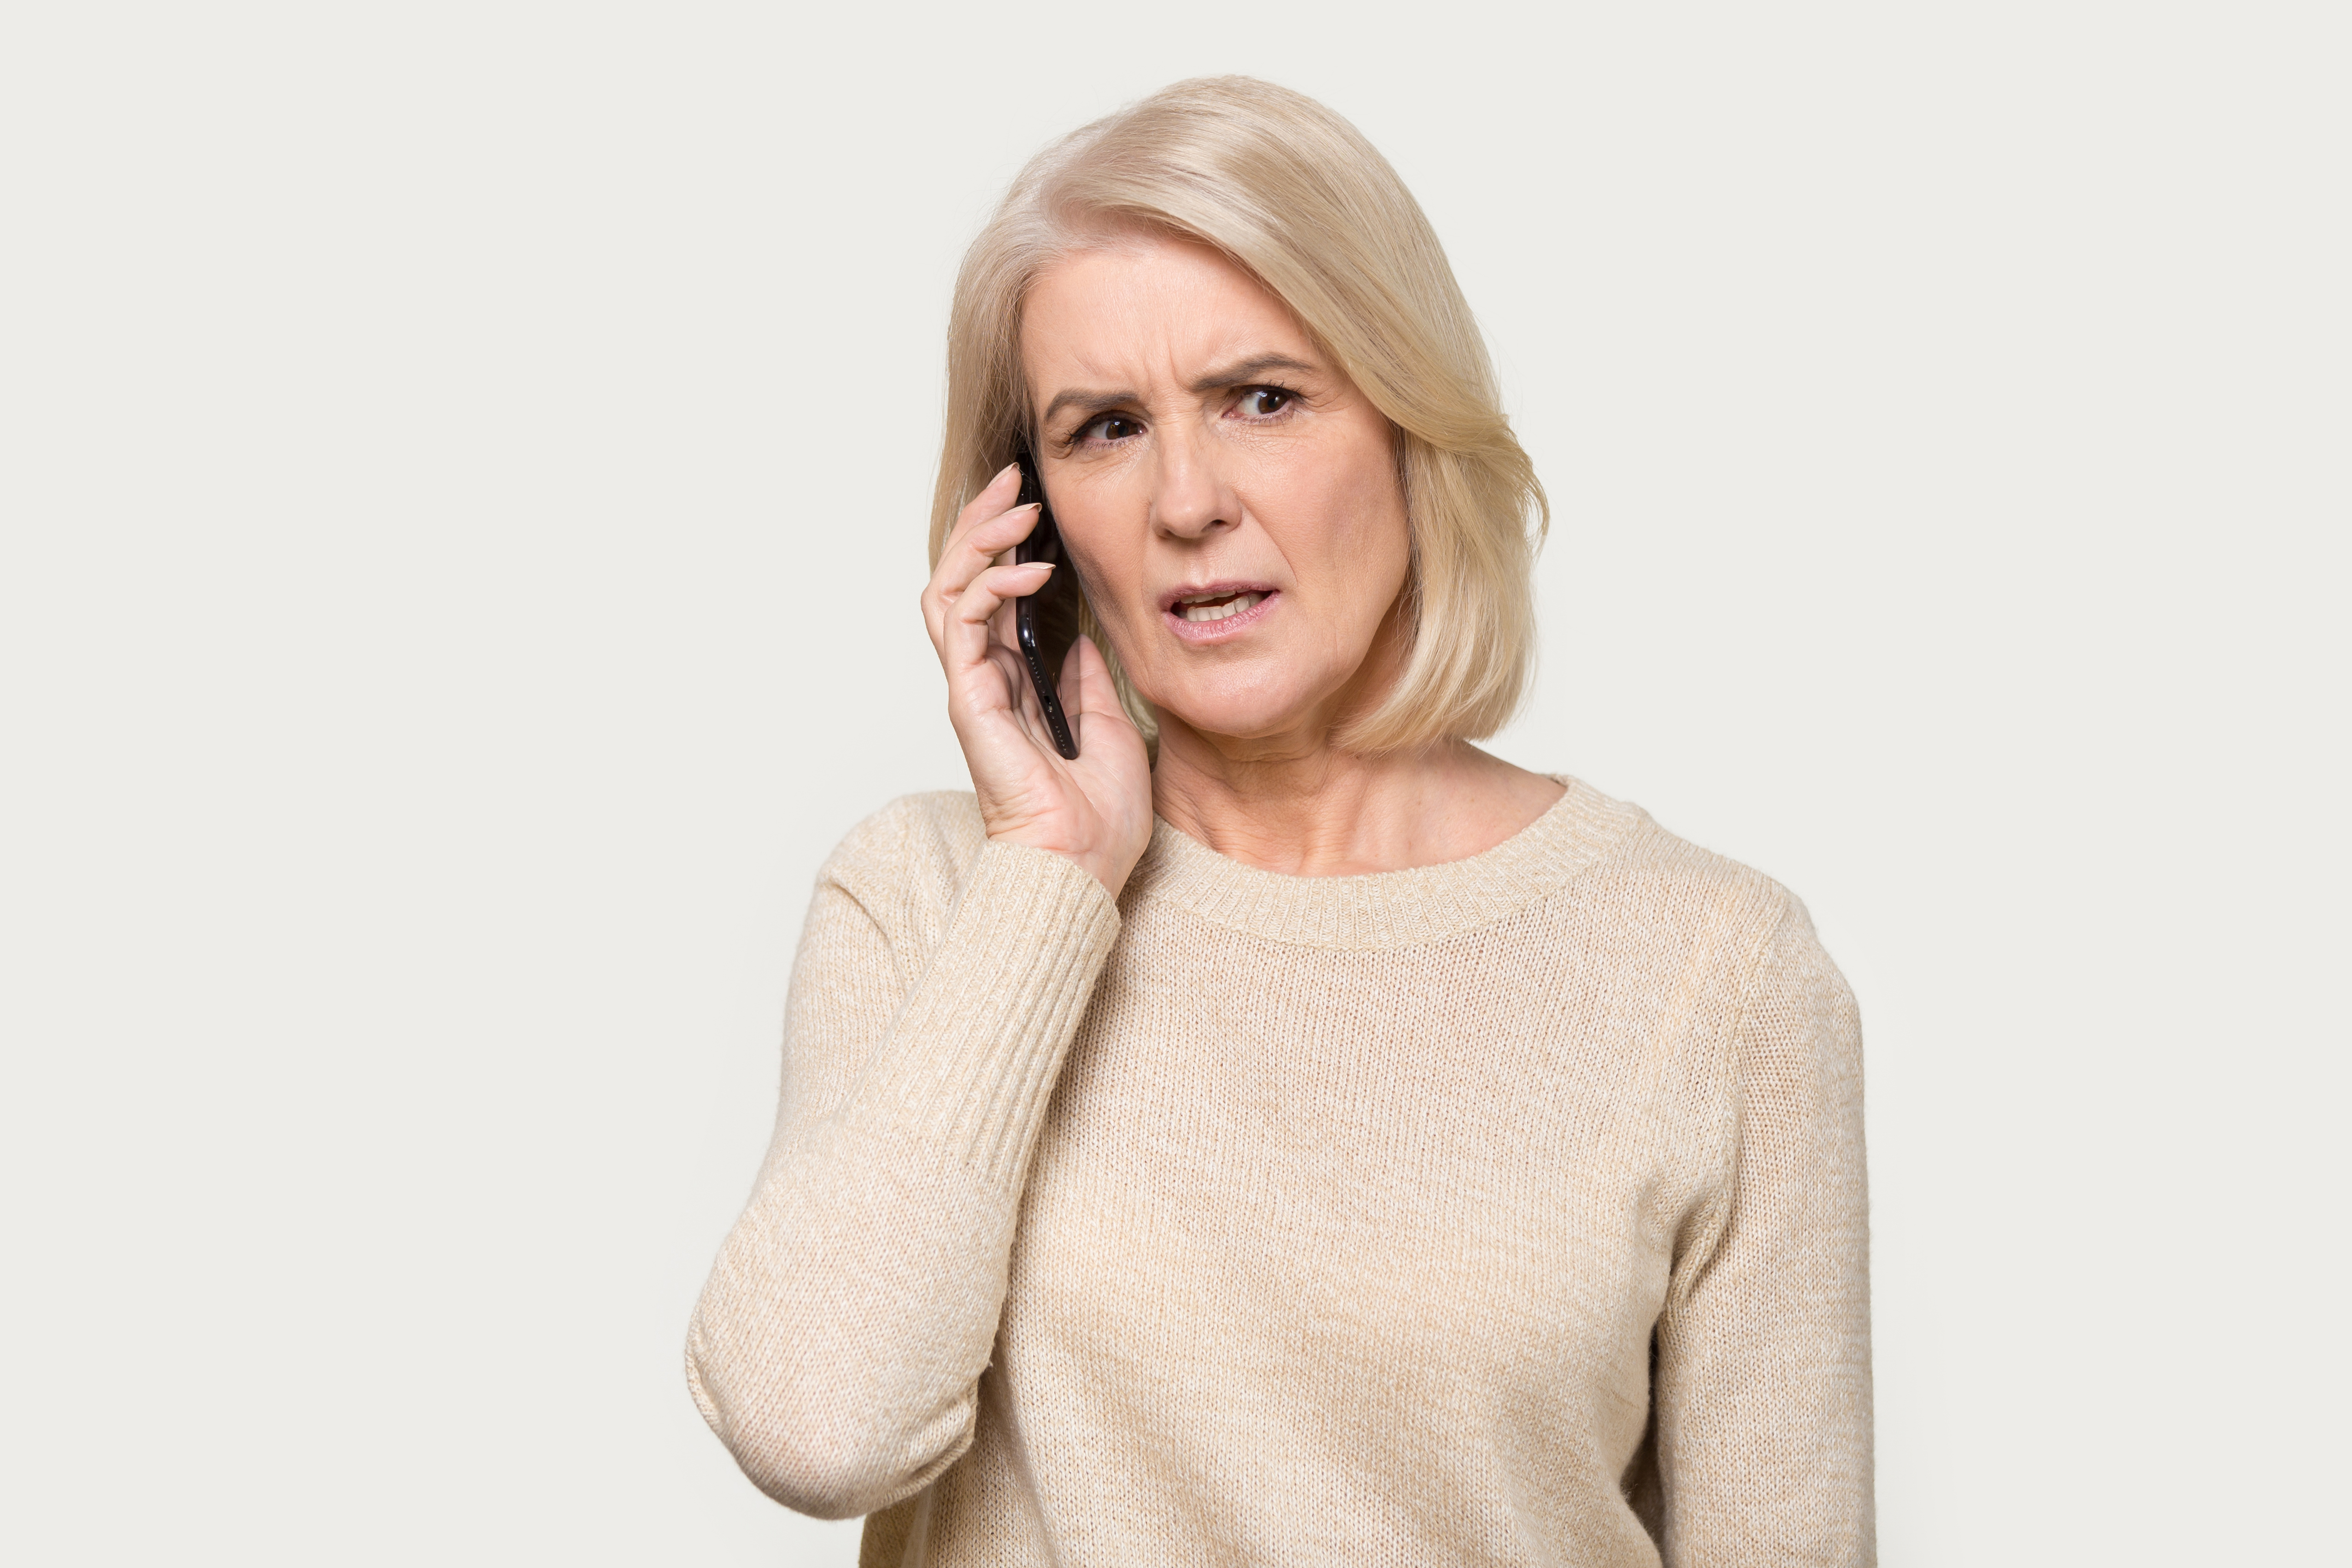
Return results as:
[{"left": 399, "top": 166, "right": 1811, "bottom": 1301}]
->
[{"left": 997, "top": 463, "right": 1020, "bottom": 482}]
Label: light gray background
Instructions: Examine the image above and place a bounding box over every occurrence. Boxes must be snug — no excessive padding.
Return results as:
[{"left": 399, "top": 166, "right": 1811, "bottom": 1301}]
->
[{"left": 4, "top": 3, "right": 2344, "bottom": 1563}]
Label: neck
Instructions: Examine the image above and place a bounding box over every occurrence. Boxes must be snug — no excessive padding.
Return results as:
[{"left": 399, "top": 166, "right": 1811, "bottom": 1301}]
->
[{"left": 1149, "top": 730, "right": 1560, "bottom": 878}]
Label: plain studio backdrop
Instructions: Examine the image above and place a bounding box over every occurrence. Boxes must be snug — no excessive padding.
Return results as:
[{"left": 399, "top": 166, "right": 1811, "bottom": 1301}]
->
[{"left": 3, "top": 3, "right": 2344, "bottom": 1562}]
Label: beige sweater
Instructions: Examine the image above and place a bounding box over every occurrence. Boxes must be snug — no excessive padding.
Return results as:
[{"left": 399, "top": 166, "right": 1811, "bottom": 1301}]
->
[{"left": 688, "top": 778, "right": 1873, "bottom": 1566}]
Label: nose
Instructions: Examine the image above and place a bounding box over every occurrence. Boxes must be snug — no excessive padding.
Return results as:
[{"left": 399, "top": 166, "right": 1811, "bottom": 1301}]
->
[{"left": 1148, "top": 424, "right": 1237, "bottom": 541}]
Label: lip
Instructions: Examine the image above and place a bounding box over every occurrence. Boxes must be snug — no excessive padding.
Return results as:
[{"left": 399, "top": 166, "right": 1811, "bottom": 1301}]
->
[{"left": 1160, "top": 581, "right": 1280, "bottom": 643}]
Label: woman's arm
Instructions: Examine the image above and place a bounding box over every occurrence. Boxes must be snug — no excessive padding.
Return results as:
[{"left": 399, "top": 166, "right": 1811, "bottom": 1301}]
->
[
  {"left": 688, "top": 465, "right": 1147, "bottom": 1517},
  {"left": 684, "top": 801, "right": 1120, "bottom": 1518},
  {"left": 1655, "top": 899, "right": 1875, "bottom": 1566}
]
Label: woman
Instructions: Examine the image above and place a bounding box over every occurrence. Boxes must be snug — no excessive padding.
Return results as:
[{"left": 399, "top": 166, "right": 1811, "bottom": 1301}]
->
[{"left": 689, "top": 76, "right": 1872, "bottom": 1567}]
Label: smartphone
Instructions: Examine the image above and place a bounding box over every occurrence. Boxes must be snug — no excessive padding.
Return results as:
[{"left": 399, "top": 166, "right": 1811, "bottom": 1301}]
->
[{"left": 1012, "top": 447, "right": 1081, "bottom": 759}]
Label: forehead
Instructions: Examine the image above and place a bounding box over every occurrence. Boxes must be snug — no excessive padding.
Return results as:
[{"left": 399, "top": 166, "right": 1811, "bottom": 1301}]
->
[{"left": 1021, "top": 235, "right": 1310, "bottom": 384}]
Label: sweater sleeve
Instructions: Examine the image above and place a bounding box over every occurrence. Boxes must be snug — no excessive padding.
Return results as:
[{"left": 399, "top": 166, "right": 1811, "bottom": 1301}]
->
[
  {"left": 684, "top": 805, "right": 1122, "bottom": 1520},
  {"left": 1655, "top": 899, "right": 1875, "bottom": 1567}
]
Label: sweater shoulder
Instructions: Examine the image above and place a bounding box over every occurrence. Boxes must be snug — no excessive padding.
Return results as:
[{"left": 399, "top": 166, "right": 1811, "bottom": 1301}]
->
[
  {"left": 1595, "top": 799, "right": 1853, "bottom": 1037},
  {"left": 1600, "top": 794, "right": 1796, "bottom": 902},
  {"left": 825, "top": 789, "right": 987, "bottom": 873},
  {"left": 1589, "top": 796, "right": 1816, "bottom": 961},
  {"left": 817, "top": 790, "right": 990, "bottom": 932}
]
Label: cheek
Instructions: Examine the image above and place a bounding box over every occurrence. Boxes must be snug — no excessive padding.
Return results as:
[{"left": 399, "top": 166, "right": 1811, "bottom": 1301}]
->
[
  {"left": 1318, "top": 448, "right": 1411, "bottom": 611},
  {"left": 1055, "top": 502, "right": 1148, "bottom": 635}
]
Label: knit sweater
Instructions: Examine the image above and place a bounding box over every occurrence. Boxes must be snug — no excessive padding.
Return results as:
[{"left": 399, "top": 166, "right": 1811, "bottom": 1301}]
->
[{"left": 687, "top": 777, "right": 1873, "bottom": 1566}]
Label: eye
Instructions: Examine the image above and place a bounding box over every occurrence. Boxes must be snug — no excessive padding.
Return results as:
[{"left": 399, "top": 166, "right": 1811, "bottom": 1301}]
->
[
  {"left": 1076, "top": 413, "right": 1144, "bottom": 445},
  {"left": 1235, "top": 387, "right": 1295, "bottom": 419}
]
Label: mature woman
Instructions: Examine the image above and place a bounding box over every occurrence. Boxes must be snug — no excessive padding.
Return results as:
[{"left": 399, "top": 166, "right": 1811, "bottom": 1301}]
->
[{"left": 689, "top": 77, "right": 1871, "bottom": 1566}]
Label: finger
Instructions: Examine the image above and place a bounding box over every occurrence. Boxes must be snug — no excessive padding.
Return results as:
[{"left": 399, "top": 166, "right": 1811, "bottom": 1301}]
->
[
  {"left": 923, "top": 463, "right": 1023, "bottom": 625},
  {"left": 1056, "top": 636, "right": 1089, "bottom": 716},
  {"left": 1003, "top": 636, "right": 1048, "bottom": 730},
  {"left": 940, "top": 560, "right": 1055, "bottom": 674},
  {"left": 925, "top": 507, "right": 1039, "bottom": 654},
  {"left": 950, "top": 463, "right": 1023, "bottom": 540},
  {"left": 979, "top": 639, "right": 1065, "bottom": 764},
  {"left": 982, "top": 641, "right": 1039, "bottom": 728},
  {"left": 952, "top": 559, "right": 1054, "bottom": 626},
  {"left": 942, "top": 500, "right": 1042, "bottom": 578},
  {"left": 940, "top": 467, "right": 1034, "bottom": 564},
  {"left": 924, "top": 502, "right": 1042, "bottom": 646},
  {"left": 1062, "top": 634, "right": 1135, "bottom": 740}
]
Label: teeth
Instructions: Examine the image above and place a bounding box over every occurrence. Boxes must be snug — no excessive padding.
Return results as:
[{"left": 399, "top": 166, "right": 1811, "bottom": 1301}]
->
[{"left": 1181, "top": 592, "right": 1263, "bottom": 623}]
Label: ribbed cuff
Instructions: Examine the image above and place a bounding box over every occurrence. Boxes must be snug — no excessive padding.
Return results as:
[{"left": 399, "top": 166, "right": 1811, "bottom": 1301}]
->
[{"left": 844, "top": 839, "right": 1121, "bottom": 1192}]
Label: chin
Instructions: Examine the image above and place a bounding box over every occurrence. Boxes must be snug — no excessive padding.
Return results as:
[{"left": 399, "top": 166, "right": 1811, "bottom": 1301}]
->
[{"left": 1153, "top": 684, "right": 1328, "bottom": 745}]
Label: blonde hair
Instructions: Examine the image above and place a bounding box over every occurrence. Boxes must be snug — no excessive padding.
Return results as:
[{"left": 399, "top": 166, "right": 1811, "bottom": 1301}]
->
[{"left": 929, "top": 76, "right": 1547, "bottom": 753}]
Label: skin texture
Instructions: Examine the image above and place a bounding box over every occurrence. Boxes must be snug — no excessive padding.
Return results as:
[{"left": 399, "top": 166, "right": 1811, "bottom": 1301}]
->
[{"left": 921, "top": 233, "right": 1560, "bottom": 893}]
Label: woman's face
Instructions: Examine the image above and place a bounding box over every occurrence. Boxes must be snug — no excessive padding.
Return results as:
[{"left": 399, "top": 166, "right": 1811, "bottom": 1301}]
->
[{"left": 1020, "top": 235, "right": 1411, "bottom": 751}]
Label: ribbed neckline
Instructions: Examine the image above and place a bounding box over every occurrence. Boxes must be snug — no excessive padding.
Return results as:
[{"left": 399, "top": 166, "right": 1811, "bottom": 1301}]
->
[{"left": 1122, "top": 774, "right": 1643, "bottom": 951}]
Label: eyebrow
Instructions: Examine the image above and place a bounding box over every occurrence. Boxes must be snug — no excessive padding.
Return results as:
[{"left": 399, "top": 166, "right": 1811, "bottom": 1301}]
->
[{"left": 1038, "top": 353, "right": 1322, "bottom": 431}]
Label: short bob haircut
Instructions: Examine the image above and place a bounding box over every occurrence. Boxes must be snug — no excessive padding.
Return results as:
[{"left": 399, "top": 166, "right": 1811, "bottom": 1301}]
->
[{"left": 929, "top": 76, "right": 1547, "bottom": 755}]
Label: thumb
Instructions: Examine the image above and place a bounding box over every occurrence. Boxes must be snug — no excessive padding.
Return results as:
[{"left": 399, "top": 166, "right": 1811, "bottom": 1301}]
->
[{"left": 1062, "top": 634, "right": 1129, "bottom": 728}]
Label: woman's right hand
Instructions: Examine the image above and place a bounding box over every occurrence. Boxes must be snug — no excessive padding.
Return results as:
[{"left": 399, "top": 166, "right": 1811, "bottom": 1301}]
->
[{"left": 922, "top": 464, "right": 1155, "bottom": 897}]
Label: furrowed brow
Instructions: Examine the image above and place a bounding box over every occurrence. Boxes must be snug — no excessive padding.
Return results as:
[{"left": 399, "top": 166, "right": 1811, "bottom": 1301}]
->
[
  {"left": 1040, "top": 388, "right": 1137, "bottom": 429},
  {"left": 1188, "top": 353, "right": 1319, "bottom": 394},
  {"left": 1038, "top": 354, "right": 1321, "bottom": 431}
]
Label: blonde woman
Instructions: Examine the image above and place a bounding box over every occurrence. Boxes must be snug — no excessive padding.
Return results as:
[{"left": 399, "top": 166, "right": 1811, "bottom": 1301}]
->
[{"left": 689, "top": 77, "right": 1873, "bottom": 1567}]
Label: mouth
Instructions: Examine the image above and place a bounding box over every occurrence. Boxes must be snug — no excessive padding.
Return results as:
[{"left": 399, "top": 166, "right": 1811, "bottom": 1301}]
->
[
  {"left": 1173, "top": 589, "right": 1267, "bottom": 623},
  {"left": 1161, "top": 583, "right": 1279, "bottom": 640}
]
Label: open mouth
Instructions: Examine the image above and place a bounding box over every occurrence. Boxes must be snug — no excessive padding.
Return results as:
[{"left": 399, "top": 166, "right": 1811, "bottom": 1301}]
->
[{"left": 1172, "top": 589, "right": 1267, "bottom": 623}]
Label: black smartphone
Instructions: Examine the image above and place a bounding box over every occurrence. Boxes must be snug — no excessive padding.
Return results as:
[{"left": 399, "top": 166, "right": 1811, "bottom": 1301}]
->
[{"left": 1012, "top": 447, "right": 1081, "bottom": 759}]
